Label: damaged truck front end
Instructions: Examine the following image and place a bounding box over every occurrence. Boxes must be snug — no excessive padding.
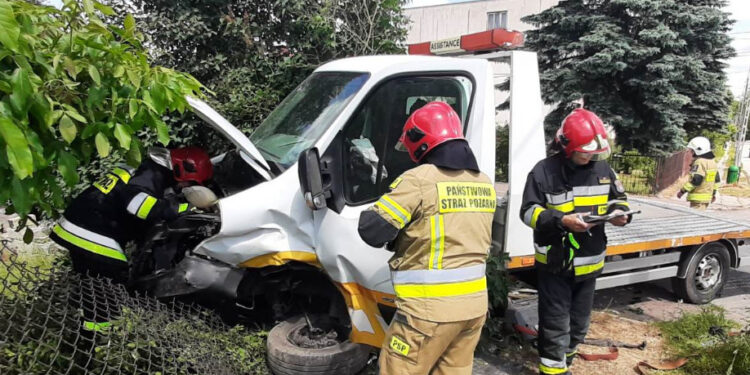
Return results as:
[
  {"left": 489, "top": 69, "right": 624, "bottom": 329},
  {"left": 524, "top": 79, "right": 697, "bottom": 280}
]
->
[{"left": 134, "top": 55, "right": 494, "bottom": 374}]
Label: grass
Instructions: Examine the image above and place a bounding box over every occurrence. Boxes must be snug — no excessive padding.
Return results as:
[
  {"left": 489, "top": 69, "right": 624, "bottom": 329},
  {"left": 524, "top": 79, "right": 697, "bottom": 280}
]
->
[
  {"left": 0, "top": 243, "right": 59, "bottom": 299},
  {"left": 655, "top": 306, "right": 750, "bottom": 375}
]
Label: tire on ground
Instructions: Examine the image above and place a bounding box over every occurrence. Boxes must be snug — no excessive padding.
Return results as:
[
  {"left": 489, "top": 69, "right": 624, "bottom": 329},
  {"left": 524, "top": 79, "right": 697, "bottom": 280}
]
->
[
  {"left": 672, "top": 242, "right": 731, "bottom": 304},
  {"left": 266, "top": 315, "right": 371, "bottom": 375}
]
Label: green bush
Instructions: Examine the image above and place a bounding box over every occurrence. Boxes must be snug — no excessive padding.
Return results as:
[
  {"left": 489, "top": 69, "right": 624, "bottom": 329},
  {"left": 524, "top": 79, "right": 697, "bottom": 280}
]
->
[
  {"left": 0, "top": 0, "right": 204, "bottom": 226},
  {"left": 617, "top": 150, "right": 656, "bottom": 175},
  {"left": 656, "top": 306, "right": 749, "bottom": 375},
  {"left": 495, "top": 125, "right": 509, "bottom": 182},
  {"left": 112, "top": 0, "right": 410, "bottom": 145},
  {"left": 701, "top": 124, "right": 737, "bottom": 161}
]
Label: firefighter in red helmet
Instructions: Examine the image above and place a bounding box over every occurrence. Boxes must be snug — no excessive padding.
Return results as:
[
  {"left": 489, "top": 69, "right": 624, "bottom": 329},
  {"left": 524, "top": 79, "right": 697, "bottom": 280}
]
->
[
  {"left": 50, "top": 146, "right": 213, "bottom": 330},
  {"left": 358, "top": 102, "right": 495, "bottom": 374},
  {"left": 520, "top": 108, "right": 632, "bottom": 375}
]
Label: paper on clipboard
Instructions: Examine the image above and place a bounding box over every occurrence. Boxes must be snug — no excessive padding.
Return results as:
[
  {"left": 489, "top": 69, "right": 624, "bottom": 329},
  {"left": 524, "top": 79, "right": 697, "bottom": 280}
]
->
[{"left": 582, "top": 210, "right": 641, "bottom": 224}]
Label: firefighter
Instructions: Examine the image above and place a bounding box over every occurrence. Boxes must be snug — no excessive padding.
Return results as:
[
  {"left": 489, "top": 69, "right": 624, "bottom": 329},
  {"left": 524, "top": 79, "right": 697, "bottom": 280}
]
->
[
  {"left": 358, "top": 102, "right": 495, "bottom": 375},
  {"left": 50, "top": 147, "right": 213, "bottom": 330},
  {"left": 676, "top": 136, "right": 720, "bottom": 210},
  {"left": 520, "top": 108, "right": 631, "bottom": 375}
]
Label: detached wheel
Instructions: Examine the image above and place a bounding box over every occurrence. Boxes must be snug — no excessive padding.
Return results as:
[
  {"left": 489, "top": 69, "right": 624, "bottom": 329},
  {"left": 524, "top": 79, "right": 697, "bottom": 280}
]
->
[
  {"left": 266, "top": 315, "right": 370, "bottom": 375},
  {"left": 672, "top": 243, "right": 730, "bottom": 304}
]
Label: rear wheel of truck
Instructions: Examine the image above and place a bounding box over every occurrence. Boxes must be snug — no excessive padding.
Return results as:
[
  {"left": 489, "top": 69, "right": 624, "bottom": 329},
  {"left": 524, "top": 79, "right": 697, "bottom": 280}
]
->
[
  {"left": 266, "top": 315, "right": 371, "bottom": 375},
  {"left": 672, "top": 243, "right": 730, "bottom": 304}
]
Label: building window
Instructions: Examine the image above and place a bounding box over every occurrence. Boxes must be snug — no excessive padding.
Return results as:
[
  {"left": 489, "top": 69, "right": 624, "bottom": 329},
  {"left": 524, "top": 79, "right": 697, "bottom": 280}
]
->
[{"left": 487, "top": 11, "right": 508, "bottom": 30}]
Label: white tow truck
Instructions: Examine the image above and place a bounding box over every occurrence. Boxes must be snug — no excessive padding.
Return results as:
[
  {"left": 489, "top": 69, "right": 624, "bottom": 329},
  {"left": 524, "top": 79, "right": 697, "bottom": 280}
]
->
[{"left": 153, "top": 47, "right": 750, "bottom": 374}]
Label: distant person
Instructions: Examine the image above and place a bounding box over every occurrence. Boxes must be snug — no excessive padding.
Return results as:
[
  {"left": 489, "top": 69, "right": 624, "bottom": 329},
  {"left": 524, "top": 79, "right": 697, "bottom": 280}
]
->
[{"left": 677, "top": 137, "right": 720, "bottom": 210}]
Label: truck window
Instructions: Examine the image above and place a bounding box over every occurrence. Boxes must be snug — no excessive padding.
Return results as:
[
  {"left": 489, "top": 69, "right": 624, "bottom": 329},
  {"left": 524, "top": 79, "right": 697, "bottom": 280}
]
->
[
  {"left": 250, "top": 72, "right": 370, "bottom": 170},
  {"left": 342, "top": 75, "right": 474, "bottom": 204}
]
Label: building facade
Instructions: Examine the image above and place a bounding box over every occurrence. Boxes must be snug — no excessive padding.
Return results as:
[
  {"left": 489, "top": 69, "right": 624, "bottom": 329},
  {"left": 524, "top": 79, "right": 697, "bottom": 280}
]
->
[
  {"left": 404, "top": 0, "right": 560, "bottom": 132},
  {"left": 405, "top": 0, "right": 560, "bottom": 45}
]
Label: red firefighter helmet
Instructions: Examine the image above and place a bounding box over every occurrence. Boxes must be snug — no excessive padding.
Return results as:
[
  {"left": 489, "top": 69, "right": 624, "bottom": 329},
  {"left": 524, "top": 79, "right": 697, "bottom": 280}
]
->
[
  {"left": 397, "top": 101, "right": 464, "bottom": 163},
  {"left": 556, "top": 108, "right": 611, "bottom": 161},
  {"left": 170, "top": 147, "right": 213, "bottom": 184}
]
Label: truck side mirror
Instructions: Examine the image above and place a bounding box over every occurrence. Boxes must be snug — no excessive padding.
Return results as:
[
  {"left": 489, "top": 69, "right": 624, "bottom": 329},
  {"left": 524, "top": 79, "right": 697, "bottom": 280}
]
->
[{"left": 298, "top": 148, "right": 328, "bottom": 210}]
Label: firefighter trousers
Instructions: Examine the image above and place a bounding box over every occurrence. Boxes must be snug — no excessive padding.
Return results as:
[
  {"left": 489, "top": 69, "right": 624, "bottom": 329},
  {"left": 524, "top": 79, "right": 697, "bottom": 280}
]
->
[
  {"left": 51, "top": 233, "right": 128, "bottom": 329},
  {"left": 379, "top": 310, "right": 486, "bottom": 375},
  {"left": 690, "top": 202, "right": 709, "bottom": 211},
  {"left": 537, "top": 270, "right": 596, "bottom": 375}
]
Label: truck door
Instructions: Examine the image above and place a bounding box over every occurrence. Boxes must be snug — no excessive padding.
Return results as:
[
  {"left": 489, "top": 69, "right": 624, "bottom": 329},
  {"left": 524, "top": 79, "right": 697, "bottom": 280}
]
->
[{"left": 311, "top": 73, "right": 477, "bottom": 345}]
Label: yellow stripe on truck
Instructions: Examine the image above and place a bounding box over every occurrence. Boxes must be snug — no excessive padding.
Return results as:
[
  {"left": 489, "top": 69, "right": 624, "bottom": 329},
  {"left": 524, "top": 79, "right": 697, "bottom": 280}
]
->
[{"left": 239, "top": 251, "right": 321, "bottom": 268}]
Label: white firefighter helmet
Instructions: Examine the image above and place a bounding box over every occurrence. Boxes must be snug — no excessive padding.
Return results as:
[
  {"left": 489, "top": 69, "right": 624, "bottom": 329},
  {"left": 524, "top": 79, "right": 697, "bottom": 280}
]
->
[{"left": 686, "top": 136, "right": 711, "bottom": 156}]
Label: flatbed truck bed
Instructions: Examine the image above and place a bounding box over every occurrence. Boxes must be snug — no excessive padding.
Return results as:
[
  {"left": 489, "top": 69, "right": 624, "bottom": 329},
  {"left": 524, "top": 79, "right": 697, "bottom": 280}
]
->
[
  {"left": 607, "top": 198, "right": 750, "bottom": 254},
  {"left": 501, "top": 193, "right": 750, "bottom": 299}
]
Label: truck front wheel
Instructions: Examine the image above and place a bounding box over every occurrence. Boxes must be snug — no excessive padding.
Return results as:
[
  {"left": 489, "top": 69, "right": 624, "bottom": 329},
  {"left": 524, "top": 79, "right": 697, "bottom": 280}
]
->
[
  {"left": 266, "top": 315, "right": 371, "bottom": 375},
  {"left": 672, "top": 243, "right": 730, "bottom": 304}
]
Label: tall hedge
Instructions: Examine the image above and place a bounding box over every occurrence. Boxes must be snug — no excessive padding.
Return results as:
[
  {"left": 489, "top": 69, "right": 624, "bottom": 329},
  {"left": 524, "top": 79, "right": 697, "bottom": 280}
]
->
[{"left": 112, "top": 0, "right": 410, "bottom": 146}]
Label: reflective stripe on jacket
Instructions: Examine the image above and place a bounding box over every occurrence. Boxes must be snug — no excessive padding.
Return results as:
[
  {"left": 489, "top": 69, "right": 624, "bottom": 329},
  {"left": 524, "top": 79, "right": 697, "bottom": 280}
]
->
[
  {"left": 53, "top": 160, "right": 187, "bottom": 260},
  {"left": 683, "top": 157, "right": 720, "bottom": 203},
  {"left": 53, "top": 217, "right": 127, "bottom": 262},
  {"left": 520, "top": 153, "right": 629, "bottom": 280},
  {"left": 360, "top": 164, "right": 495, "bottom": 322}
]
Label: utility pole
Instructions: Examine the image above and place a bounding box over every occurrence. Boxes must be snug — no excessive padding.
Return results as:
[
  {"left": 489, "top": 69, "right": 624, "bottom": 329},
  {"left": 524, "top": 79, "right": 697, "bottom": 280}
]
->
[{"left": 734, "top": 67, "right": 750, "bottom": 167}]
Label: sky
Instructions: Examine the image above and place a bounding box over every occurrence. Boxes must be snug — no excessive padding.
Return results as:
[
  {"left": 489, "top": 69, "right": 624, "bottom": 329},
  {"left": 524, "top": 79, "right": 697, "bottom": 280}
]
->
[{"left": 408, "top": 0, "right": 750, "bottom": 97}]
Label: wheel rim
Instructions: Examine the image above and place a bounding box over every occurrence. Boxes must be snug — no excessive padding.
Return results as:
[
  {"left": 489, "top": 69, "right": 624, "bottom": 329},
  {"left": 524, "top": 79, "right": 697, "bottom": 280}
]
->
[{"left": 694, "top": 253, "right": 722, "bottom": 292}]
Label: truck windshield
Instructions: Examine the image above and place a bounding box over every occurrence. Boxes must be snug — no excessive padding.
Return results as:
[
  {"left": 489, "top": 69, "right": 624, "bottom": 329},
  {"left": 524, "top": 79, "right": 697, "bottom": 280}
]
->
[{"left": 250, "top": 72, "right": 370, "bottom": 169}]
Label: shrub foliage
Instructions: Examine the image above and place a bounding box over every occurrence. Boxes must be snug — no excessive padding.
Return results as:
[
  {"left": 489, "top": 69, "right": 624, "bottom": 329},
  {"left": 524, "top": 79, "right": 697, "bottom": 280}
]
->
[{"left": 0, "top": 0, "right": 204, "bottom": 225}]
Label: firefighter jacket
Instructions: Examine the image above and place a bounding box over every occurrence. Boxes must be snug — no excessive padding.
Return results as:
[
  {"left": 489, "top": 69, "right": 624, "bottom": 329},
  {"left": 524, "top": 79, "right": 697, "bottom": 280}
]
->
[
  {"left": 682, "top": 157, "right": 720, "bottom": 203},
  {"left": 52, "top": 160, "right": 190, "bottom": 263},
  {"left": 358, "top": 141, "right": 495, "bottom": 323},
  {"left": 520, "top": 153, "right": 630, "bottom": 281}
]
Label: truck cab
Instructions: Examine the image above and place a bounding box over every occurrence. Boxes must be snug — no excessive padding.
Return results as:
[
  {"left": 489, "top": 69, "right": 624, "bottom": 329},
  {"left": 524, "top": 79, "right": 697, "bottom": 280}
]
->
[{"left": 187, "top": 54, "right": 525, "bottom": 346}]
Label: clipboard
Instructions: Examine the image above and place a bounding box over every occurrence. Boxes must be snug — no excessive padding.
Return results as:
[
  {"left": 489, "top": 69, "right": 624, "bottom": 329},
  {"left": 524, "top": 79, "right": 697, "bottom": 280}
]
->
[{"left": 582, "top": 209, "right": 641, "bottom": 224}]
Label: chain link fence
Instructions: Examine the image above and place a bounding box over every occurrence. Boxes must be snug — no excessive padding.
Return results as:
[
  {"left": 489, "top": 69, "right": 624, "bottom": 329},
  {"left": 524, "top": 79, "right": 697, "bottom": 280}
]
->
[{"left": 0, "top": 238, "right": 270, "bottom": 375}]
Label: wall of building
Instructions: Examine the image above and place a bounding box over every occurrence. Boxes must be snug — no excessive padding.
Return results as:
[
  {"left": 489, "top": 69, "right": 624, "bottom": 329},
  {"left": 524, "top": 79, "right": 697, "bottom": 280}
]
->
[
  {"left": 404, "top": 0, "right": 560, "bottom": 129},
  {"left": 405, "top": 0, "right": 560, "bottom": 44}
]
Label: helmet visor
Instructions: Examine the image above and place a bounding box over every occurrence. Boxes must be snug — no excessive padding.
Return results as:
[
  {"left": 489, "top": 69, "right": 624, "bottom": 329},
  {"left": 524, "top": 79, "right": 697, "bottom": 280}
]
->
[
  {"left": 148, "top": 147, "right": 173, "bottom": 170},
  {"left": 576, "top": 135, "right": 611, "bottom": 161},
  {"left": 589, "top": 148, "right": 611, "bottom": 161},
  {"left": 395, "top": 141, "right": 408, "bottom": 152}
]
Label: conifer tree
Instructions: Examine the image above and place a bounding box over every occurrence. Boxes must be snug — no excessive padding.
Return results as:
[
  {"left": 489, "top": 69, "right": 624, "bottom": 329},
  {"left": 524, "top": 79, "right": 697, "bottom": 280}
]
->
[{"left": 524, "top": 0, "right": 734, "bottom": 153}]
